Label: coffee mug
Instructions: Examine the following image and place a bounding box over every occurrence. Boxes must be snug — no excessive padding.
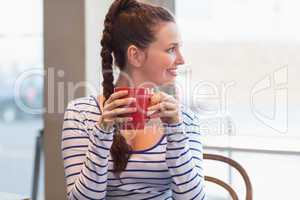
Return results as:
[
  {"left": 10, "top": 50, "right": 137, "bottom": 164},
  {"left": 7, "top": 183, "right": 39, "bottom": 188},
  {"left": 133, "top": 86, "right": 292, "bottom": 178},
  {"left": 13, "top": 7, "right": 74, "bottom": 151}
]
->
[{"left": 114, "top": 87, "right": 154, "bottom": 129}]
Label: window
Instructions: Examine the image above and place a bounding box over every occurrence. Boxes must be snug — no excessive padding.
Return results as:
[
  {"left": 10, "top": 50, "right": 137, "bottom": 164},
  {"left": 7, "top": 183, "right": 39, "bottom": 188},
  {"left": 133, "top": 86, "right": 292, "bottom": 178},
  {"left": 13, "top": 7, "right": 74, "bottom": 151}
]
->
[
  {"left": 175, "top": 0, "right": 299, "bottom": 199},
  {"left": 0, "top": 0, "right": 44, "bottom": 199}
]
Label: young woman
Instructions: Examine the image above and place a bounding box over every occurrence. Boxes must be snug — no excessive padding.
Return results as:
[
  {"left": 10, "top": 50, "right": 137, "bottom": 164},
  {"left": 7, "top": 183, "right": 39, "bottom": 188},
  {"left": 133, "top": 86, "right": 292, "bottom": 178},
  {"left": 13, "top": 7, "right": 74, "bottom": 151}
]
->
[{"left": 62, "top": 0, "right": 206, "bottom": 199}]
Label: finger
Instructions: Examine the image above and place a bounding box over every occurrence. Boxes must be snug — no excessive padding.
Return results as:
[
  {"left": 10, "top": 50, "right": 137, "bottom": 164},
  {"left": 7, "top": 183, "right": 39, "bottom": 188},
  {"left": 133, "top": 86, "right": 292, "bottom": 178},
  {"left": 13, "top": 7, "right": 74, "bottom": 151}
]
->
[
  {"left": 158, "top": 91, "right": 172, "bottom": 101},
  {"left": 147, "top": 109, "right": 159, "bottom": 117},
  {"left": 102, "top": 116, "right": 133, "bottom": 125},
  {"left": 149, "top": 110, "right": 177, "bottom": 119},
  {"left": 164, "top": 94, "right": 178, "bottom": 104},
  {"left": 150, "top": 92, "right": 162, "bottom": 105},
  {"left": 105, "top": 90, "right": 129, "bottom": 105},
  {"left": 148, "top": 101, "right": 177, "bottom": 111},
  {"left": 167, "top": 96, "right": 177, "bottom": 103},
  {"left": 102, "top": 107, "right": 137, "bottom": 118},
  {"left": 147, "top": 102, "right": 161, "bottom": 111},
  {"left": 158, "top": 92, "right": 178, "bottom": 105},
  {"left": 162, "top": 101, "right": 177, "bottom": 110},
  {"left": 148, "top": 103, "right": 177, "bottom": 117},
  {"left": 105, "top": 97, "right": 136, "bottom": 111},
  {"left": 114, "top": 117, "right": 133, "bottom": 123}
]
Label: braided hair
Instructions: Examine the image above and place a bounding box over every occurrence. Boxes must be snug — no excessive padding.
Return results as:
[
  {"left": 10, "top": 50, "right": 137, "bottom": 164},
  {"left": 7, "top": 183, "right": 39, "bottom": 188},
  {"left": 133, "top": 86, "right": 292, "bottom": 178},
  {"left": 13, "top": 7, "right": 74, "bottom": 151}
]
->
[{"left": 100, "top": 0, "right": 175, "bottom": 175}]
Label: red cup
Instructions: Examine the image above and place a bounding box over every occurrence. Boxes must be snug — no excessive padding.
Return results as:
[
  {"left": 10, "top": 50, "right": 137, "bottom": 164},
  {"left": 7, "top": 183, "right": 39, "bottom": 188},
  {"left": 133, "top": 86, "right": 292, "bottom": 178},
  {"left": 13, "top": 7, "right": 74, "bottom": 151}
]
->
[{"left": 114, "top": 87, "right": 154, "bottom": 130}]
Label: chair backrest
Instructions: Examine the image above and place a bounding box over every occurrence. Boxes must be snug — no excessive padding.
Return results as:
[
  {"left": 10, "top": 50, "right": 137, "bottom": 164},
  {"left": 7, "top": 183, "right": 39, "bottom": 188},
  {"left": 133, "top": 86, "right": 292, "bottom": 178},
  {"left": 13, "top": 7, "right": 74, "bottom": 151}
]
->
[{"left": 204, "top": 153, "right": 253, "bottom": 200}]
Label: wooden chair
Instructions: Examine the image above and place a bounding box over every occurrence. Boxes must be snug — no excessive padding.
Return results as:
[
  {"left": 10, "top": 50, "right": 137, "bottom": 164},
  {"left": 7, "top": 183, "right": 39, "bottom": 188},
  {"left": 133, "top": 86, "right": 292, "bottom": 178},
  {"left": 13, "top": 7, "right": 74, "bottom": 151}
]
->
[{"left": 204, "top": 153, "right": 253, "bottom": 200}]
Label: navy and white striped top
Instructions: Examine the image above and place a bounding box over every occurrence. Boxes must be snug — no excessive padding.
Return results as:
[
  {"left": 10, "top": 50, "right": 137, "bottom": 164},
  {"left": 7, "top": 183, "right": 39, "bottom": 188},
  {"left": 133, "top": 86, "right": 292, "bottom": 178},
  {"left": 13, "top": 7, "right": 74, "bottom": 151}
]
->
[{"left": 62, "top": 96, "right": 206, "bottom": 200}]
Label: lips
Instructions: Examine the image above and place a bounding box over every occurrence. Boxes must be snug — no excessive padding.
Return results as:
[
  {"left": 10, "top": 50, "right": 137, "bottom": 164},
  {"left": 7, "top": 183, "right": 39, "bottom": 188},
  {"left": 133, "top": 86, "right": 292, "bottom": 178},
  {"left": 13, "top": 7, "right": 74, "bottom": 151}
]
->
[{"left": 167, "top": 68, "right": 178, "bottom": 76}]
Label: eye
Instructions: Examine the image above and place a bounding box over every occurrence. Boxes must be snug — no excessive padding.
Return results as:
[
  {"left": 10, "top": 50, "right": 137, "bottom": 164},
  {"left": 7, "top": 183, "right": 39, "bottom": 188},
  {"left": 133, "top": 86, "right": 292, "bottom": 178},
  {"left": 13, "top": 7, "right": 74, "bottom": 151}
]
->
[{"left": 167, "top": 47, "right": 176, "bottom": 54}]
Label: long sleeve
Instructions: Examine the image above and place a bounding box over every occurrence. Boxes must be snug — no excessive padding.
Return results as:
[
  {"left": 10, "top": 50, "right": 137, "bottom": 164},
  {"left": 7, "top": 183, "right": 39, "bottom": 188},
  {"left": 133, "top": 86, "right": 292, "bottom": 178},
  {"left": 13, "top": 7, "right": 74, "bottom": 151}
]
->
[
  {"left": 164, "top": 113, "right": 206, "bottom": 200},
  {"left": 62, "top": 101, "right": 115, "bottom": 200}
]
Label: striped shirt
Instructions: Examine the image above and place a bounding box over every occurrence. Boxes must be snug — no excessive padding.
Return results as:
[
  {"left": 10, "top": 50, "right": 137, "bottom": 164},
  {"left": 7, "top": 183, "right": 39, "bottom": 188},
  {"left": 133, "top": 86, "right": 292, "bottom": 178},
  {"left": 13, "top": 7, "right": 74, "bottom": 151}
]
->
[{"left": 62, "top": 96, "right": 206, "bottom": 200}]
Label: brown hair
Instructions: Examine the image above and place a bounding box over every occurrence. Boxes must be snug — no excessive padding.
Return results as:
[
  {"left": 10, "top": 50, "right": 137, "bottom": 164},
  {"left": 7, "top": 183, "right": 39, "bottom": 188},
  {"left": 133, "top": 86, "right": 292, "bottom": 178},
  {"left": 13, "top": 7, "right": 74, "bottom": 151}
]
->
[{"left": 100, "top": 0, "right": 175, "bottom": 175}]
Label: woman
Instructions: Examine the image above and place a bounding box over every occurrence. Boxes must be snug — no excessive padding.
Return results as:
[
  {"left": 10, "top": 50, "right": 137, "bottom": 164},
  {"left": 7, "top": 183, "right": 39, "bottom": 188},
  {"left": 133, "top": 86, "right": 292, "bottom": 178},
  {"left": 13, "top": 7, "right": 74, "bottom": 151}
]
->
[{"left": 62, "top": 0, "right": 206, "bottom": 199}]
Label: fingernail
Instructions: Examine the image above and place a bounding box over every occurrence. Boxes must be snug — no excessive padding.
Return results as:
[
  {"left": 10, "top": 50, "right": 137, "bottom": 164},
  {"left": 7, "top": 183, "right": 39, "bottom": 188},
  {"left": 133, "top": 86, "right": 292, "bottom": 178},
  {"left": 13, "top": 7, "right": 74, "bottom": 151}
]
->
[
  {"left": 149, "top": 115, "right": 157, "bottom": 119},
  {"left": 147, "top": 111, "right": 154, "bottom": 115}
]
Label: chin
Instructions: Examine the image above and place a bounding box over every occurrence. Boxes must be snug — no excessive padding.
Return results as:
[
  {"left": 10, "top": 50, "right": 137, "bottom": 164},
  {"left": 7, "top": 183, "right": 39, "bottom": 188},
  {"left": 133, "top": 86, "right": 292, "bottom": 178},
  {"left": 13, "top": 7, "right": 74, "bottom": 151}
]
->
[
  {"left": 161, "top": 79, "right": 176, "bottom": 86},
  {"left": 148, "top": 77, "right": 176, "bottom": 88}
]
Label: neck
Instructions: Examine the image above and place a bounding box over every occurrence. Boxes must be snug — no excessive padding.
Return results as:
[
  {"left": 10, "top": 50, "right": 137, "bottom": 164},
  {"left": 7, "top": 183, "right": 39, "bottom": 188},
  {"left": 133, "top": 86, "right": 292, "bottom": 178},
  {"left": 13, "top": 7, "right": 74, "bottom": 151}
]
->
[{"left": 115, "top": 69, "right": 156, "bottom": 89}]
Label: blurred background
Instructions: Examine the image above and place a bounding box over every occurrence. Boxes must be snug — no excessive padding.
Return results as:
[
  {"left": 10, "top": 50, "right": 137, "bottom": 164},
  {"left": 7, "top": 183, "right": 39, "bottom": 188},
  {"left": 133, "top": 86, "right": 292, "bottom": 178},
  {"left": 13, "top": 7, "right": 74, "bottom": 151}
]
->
[{"left": 0, "top": 0, "right": 299, "bottom": 199}]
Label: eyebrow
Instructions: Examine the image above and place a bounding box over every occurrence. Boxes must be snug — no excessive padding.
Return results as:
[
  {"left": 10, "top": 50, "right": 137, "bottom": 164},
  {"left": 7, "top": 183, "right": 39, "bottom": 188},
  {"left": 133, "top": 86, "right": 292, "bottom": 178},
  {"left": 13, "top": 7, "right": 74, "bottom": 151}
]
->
[{"left": 168, "top": 42, "right": 182, "bottom": 47}]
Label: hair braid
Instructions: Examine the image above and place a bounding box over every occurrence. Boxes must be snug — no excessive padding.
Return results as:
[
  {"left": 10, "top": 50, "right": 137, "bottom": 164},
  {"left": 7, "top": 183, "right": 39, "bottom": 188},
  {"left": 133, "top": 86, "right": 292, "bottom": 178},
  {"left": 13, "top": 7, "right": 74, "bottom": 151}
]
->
[
  {"left": 100, "top": 0, "right": 137, "bottom": 176},
  {"left": 100, "top": 0, "right": 175, "bottom": 176}
]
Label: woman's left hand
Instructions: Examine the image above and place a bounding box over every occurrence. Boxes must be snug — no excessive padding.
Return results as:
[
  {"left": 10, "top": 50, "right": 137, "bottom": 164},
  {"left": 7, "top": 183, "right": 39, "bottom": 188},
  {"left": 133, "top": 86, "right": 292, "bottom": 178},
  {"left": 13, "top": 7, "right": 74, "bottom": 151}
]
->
[{"left": 147, "top": 91, "right": 182, "bottom": 124}]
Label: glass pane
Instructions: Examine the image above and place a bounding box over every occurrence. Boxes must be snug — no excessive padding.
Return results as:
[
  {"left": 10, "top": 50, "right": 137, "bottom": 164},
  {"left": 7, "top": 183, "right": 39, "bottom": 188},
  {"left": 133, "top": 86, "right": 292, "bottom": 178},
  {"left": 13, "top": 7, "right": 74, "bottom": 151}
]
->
[
  {"left": 232, "top": 152, "right": 300, "bottom": 199},
  {"left": 203, "top": 149, "right": 231, "bottom": 200},
  {"left": 0, "top": 0, "right": 44, "bottom": 199},
  {"left": 176, "top": 1, "right": 299, "bottom": 199},
  {"left": 175, "top": 0, "right": 300, "bottom": 149}
]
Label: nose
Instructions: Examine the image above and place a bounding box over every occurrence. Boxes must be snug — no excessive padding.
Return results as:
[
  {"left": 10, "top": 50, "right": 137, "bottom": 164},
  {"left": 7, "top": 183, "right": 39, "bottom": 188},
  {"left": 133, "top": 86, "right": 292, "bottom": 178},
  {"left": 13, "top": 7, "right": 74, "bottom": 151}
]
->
[{"left": 175, "top": 49, "right": 185, "bottom": 65}]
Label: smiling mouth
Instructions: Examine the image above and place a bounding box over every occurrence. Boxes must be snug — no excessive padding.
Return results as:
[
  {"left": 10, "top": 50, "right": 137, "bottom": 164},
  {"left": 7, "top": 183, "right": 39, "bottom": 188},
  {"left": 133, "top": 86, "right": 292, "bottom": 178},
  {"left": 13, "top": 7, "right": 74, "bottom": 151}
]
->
[{"left": 166, "top": 68, "right": 178, "bottom": 76}]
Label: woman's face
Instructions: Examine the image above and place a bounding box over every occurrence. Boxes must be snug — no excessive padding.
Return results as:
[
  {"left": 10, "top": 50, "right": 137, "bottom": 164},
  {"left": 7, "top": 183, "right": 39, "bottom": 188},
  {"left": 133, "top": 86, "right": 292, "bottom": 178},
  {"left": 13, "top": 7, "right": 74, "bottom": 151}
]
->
[{"left": 138, "top": 22, "right": 185, "bottom": 86}]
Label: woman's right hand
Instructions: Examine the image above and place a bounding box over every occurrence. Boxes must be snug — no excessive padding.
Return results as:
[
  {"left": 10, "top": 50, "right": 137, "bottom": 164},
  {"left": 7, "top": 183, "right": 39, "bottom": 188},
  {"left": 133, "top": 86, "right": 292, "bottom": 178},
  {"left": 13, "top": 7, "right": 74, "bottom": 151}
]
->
[{"left": 98, "top": 90, "right": 137, "bottom": 131}]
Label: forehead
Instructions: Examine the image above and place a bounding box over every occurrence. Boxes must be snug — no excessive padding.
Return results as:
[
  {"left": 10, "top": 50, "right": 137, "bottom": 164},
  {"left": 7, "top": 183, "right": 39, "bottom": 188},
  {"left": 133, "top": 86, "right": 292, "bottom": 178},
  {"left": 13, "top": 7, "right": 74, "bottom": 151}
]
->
[{"left": 151, "top": 22, "right": 182, "bottom": 47}]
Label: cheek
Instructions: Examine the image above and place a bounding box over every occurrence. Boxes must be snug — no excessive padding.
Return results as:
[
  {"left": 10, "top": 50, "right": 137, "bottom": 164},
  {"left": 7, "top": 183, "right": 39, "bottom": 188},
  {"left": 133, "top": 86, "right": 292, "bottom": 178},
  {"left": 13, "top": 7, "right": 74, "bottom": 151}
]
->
[
  {"left": 142, "top": 50, "right": 177, "bottom": 83},
  {"left": 150, "top": 52, "right": 176, "bottom": 70},
  {"left": 162, "top": 54, "right": 176, "bottom": 67}
]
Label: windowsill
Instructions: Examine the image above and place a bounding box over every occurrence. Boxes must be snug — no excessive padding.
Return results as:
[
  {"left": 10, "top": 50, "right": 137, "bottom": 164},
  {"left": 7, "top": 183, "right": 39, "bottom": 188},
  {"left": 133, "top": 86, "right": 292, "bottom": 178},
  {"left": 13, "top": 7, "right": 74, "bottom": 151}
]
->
[
  {"left": 0, "top": 192, "right": 30, "bottom": 200},
  {"left": 203, "top": 135, "right": 300, "bottom": 153}
]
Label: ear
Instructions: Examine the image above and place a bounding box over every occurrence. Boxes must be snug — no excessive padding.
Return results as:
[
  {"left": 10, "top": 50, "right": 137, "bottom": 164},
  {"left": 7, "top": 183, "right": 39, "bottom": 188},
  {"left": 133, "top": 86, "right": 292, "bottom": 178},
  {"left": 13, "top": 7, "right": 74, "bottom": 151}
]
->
[{"left": 127, "top": 45, "right": 146, "bottom": 68}]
